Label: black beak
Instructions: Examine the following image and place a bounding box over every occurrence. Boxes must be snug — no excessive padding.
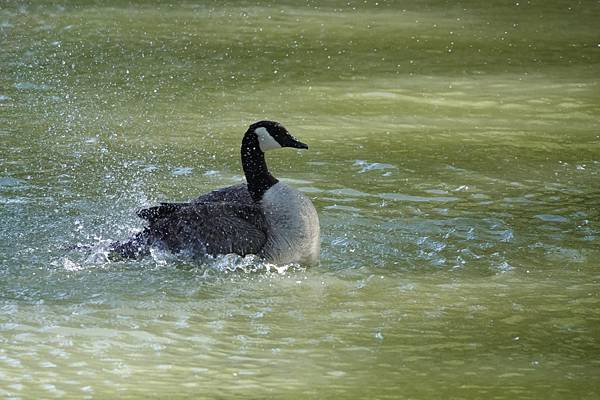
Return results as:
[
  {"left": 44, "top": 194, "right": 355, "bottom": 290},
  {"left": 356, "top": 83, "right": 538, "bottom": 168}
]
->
[
  {"left": 291, "top": 141, "right": 308, "bottom": 150},
  {"left": 286, "top": 135, "right": 308, "bottom": 149}
]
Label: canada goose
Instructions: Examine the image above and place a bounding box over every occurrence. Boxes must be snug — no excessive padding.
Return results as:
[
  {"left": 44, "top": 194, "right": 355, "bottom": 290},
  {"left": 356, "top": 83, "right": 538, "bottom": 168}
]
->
[{"left": 110, "top": 120, "right": 320, "bottom": 265}]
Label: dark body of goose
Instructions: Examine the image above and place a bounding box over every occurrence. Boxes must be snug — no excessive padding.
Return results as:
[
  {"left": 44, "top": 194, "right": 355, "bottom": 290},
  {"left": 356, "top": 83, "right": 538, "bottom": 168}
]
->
[{"left": 110, "top": 120, "right": 320, "bottom": 265}]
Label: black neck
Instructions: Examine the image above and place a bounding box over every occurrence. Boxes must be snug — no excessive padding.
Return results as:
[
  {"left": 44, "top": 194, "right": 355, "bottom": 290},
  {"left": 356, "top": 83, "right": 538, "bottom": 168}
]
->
[{"left": 241, "top": 131, "right": 278, "bottom": 201}]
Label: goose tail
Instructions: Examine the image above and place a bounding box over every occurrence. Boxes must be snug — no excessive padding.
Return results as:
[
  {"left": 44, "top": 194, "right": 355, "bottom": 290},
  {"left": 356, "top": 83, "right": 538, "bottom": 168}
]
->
[{"left": 109, "top": 231, "right": 150, "bottom": 260}]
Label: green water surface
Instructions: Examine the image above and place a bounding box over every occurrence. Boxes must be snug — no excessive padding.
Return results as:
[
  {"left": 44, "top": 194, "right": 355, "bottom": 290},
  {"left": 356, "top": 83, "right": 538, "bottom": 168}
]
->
[{"left": 1, "top": 1, "right": 600, "bottom": 398}]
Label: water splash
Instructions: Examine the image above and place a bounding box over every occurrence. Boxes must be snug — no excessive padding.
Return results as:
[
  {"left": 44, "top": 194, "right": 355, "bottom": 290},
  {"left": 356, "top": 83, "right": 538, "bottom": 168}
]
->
[{"left": 353, "top": 159, "right": 396, "bottom": 174}]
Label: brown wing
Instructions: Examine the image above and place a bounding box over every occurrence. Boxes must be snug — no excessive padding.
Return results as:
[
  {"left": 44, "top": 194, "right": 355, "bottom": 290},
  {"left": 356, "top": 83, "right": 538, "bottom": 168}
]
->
[
  {"left": 137, "top": 184, "right": 253, "bottom": 223},
  {"left": 191, "top": 183, "right": 253, "bottom": 204},
  {"left": 142, "top": 201, "right": 267, "bottom": 257}
]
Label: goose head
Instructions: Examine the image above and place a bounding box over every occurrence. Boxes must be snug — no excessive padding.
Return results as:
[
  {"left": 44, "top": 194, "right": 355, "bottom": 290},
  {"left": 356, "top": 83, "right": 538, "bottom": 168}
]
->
[
  {"left": 241, "top": 120, "right": 308, "bottom": 201},
  {"left": 249, "top": 120, "right": 308, "bottom": 152}
]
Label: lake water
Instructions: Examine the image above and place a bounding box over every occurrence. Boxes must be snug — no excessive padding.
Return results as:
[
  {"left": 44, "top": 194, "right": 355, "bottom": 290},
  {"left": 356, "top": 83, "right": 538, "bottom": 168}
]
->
[{"left": 1, "top": 1, "right": 599, "bottom": 398}]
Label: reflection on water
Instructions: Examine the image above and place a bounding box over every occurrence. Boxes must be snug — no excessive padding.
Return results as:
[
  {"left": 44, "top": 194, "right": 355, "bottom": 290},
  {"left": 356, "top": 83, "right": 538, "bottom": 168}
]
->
[{"left": 1, "top": 0, "right": 600, "bottom": 398}]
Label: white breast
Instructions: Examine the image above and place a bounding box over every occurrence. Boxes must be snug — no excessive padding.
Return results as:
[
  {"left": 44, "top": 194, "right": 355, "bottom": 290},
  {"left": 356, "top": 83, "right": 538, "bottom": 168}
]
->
[{"left": 259, "top": 182, "right": 320, "bottom": 266}]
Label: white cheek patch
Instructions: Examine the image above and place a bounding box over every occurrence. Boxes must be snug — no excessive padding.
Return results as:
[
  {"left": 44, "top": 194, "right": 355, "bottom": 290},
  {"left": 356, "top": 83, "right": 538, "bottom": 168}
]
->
[{"left": 255, "top": 127, "right": 282, "bottom": 152}]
